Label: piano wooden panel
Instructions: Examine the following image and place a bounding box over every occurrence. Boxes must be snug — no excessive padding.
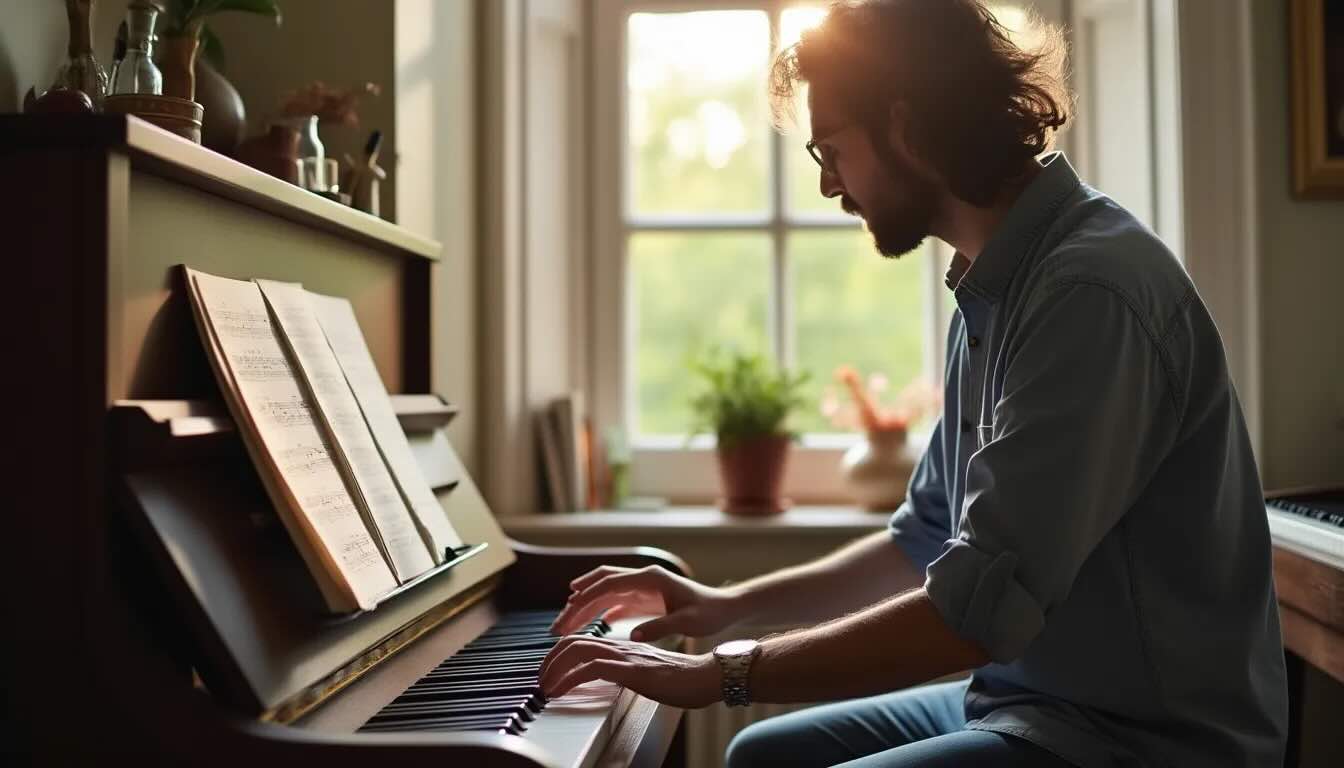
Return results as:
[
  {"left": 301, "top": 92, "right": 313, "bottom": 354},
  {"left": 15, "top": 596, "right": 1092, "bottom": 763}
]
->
[
  {"left": 2, "top": 114, "right": 685, "bottom": 765},
  {"left": 114, "top": 397, "right": 517, "bottom": 720}
]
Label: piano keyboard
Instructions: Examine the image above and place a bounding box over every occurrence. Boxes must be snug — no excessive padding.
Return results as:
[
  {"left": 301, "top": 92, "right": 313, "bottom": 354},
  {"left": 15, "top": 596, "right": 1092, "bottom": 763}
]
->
[{"left": 359, "top": 609, "right": 610, "bottom": 735}]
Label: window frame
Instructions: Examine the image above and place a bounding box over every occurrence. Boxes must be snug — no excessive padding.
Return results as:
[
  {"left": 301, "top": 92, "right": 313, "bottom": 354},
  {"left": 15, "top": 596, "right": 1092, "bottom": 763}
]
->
[{"left": 588, "top": 0, "right": 1031, "bottom": 504}]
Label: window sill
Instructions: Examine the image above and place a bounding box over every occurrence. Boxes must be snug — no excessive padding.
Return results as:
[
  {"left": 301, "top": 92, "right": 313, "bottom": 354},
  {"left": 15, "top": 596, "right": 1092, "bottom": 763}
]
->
[
  {"left": 500, "top": 506, "right": 892, "bottom": 538},
  {"left": 628, "top": 430, "right": 932, "bottom": 505}
]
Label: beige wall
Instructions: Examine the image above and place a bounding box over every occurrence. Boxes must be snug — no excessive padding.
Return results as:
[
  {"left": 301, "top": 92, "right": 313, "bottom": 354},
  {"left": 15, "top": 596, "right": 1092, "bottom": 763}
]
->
[
  {"left": 393, "top": 0, "right": 480, "bottom": 476},
  {"left": 1251, "top": 0, "right": 1344, "bottom": 491},
  {"left": 0, "top": 0, "right": 479, "bottom": 470},
  {"left": 208, "top": 0, "right": 398, "bottom": 220},
  {"left": 0, "top": 1, "right": 70, "bottom": 111}
]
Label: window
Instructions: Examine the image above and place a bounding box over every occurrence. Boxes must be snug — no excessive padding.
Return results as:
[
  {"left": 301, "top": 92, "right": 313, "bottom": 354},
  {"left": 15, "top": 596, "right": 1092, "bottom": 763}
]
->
[{"left": 590, "top": 2, "right": 1057, "bottom": 502}]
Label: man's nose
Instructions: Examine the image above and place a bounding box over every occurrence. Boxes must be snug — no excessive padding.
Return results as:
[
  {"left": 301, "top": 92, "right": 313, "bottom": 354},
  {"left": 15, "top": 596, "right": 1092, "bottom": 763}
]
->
[{"left": 819, "top": 167, "right": 844, "bottom": 199}]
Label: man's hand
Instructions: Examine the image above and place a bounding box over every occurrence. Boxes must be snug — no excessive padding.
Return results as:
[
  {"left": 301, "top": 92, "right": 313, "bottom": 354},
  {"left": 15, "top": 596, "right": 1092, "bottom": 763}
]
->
[
  {"left": 538, "top": 635, "right": 721, "bottom": 708},
  {"left": 549, "top": 565, "right": 740, "bottom": 641}
]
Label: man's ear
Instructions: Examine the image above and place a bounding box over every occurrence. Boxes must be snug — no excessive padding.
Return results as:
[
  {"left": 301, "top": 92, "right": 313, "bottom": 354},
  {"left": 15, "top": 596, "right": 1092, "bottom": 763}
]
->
[{"left": 884, "top": 101, "right": 930, "bottom": 175}]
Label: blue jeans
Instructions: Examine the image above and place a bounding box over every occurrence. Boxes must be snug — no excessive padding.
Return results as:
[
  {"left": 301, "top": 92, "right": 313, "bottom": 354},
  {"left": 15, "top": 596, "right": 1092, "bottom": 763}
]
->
[{"left": 724, "top": 681, "right": 1074, "bottom": 767}]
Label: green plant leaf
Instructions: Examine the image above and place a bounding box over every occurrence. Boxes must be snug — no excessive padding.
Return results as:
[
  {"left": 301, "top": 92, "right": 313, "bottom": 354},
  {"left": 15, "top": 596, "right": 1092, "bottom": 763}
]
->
[
  {"left": 199, "top": 23, "right": 226, "bottom": 72},
  {"left": 686, "top": 347, "right": 811, "bottom": 448},
  {"left": 213, "top": 0, "right": 283, "bottom": 24}
]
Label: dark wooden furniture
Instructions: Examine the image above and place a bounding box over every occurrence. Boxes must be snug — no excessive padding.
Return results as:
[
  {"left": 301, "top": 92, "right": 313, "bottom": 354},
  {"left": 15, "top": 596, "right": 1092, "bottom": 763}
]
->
[{"left": 1, "top": 114, "right": 687, "bottom": 765}]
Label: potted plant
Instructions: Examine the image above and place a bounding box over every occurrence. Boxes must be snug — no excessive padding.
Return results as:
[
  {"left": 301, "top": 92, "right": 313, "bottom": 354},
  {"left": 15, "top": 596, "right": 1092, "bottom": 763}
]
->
[
  {"left": 157, "top": 0, "right": 282, "bottom": 103},
  {"left": 689, "top": 350, "right": 809, "bottom": 516}
]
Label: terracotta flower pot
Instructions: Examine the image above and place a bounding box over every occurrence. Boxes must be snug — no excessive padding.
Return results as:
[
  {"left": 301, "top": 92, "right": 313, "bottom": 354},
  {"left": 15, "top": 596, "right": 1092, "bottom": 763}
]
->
[
  {"left": 715, "top": 434, "right": 792, "bottom": 516},
  {"left": 159, "top": 33, "right": 200, "bottom": 101}
]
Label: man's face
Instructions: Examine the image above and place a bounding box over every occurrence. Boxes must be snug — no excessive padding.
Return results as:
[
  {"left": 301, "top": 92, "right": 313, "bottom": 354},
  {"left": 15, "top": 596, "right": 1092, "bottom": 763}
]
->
[{"left": 807, "top": 87, "right": 938, "bottom": 259}]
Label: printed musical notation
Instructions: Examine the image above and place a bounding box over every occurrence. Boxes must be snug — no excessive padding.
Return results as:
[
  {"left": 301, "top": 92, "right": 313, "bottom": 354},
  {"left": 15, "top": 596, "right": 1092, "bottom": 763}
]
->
[
  {"left": 258, "top": 279, "right": 437, "bottom": 581},
  {"left": 186, "top": 269, "right": 397, "bottom": 611},
  {"left": 311, "top": 293, "right": 465, "bottom": 556}
]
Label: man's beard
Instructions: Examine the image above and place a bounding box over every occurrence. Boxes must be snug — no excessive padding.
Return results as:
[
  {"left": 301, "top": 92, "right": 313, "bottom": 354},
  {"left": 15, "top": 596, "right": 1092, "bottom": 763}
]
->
[{"left": 856, "top": 148, "right": 937, "bottom": 259}]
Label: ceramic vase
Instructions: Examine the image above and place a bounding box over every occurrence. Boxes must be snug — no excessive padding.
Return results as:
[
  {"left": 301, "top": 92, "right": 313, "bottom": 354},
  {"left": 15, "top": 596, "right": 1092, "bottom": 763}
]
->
[
  {"left": 196, "top": 59, "right": 246, "bottom": 155},
  {"left": 841, "top": 427, "right": 915, "bottom": 511},
  {"left": 715, "top": 434, "right": 791, "bottom": 516}
]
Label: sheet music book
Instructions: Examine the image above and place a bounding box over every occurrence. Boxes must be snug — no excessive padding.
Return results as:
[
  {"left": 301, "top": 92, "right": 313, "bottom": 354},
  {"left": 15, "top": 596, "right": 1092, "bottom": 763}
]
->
[
  {"left": 308, "top": 291, "right": 464, "bottom": 559},
  {"left": 183, "top": 267, "right": 464, "bottom": 612}
]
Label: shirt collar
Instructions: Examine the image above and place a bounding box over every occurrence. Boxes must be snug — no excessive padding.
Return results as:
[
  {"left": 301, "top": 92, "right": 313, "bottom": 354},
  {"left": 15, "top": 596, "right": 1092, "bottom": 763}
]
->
[{"left": 944, "top": 152, "right": 1082, "bottom": 301}]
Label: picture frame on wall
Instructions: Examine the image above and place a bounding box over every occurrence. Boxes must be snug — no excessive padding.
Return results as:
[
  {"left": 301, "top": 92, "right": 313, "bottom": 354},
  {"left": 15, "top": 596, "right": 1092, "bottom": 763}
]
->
[{"left": 1291, "top": 0, "right": 1344, "bottom": 198}]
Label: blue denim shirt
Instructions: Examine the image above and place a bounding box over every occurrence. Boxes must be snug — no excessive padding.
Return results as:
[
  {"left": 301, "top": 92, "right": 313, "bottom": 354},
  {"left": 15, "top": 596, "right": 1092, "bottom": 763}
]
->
[{"left": 889, "top": 153, "right": 1287, "bottom": 767}]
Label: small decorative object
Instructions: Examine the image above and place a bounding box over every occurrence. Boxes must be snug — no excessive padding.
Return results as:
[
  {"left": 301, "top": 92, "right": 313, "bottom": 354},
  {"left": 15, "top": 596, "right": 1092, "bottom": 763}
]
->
[
  {"left": 689, "top": 349, "right": 809, "bottom": 516},
  {"left": 1290, "top": 0, "right": 1344, "bottom": 197},
  {"left": 103, "top": 93, "right": 204, "bottom": 143},
  {"left": 108, "top": 1, "right": 162, "bottom": 96},
  {"left": 29, "top": 88, "right": 95, "bottom": 114},
  {"left": 281, "top": 114, "right": 331, "bottom": 193},
  {"left": 603, "top": 427, "right": 632, "bottom": 510},
  {"left": 824, "top": 367, "right": 941, "bottom": 511},
  {"left": 157, "top": 0, "right": 282, "bottom": 102},
  {"left": 277, "top": 81, "right": 381, "bottom": 196},
  {"left": 344, "top": 130, "right": 386, "bottom": 216},
  {"left": 53, "top": 0, "right": 108, "bottom": 109},
  {"left": 236, "top": 123, "right": 302, "bottom": 184}
]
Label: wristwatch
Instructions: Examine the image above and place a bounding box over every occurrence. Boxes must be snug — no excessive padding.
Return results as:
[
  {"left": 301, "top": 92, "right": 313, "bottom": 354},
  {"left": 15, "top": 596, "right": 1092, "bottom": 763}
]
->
[{"left": 713, "top": 639, "right": 762, "bottom": 707}]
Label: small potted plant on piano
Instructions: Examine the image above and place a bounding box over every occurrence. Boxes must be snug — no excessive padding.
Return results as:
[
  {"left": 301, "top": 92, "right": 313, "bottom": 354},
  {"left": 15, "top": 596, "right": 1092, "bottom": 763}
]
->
[{"left": 688, "top": 349, "right": 809, "bottom": 516}]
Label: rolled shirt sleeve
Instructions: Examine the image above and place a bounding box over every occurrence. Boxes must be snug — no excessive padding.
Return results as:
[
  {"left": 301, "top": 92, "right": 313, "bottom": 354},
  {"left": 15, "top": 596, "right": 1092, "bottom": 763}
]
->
[
  {"left": 889, "top": 416, "right": 954, "bottom": 572},
  {"left": 924, "top": 282, "right": 1181, "bottom": 663}
]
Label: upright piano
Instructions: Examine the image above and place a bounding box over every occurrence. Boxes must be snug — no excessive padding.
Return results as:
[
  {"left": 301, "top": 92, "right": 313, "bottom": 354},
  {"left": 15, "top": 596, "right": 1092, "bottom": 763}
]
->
[{"left": 3, "top": 115, "right": 687, "bottom": 766}]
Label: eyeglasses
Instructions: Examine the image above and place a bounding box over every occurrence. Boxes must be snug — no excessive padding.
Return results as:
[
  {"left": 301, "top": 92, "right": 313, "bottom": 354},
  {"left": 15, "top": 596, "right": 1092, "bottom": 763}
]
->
[
  {"left": 804, "top": 122, "right": 857, "bottom": 174},
  {"left": 805, "top": 137, "right": 834, "bottom": 172}
]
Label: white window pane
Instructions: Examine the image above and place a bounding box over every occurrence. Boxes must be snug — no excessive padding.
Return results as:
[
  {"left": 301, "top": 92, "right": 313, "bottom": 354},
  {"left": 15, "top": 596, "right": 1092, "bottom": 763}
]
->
[
  {"left": 781, "top": 6, "right": 837, "bottom": 216},
  {"left": 790, "top": 230, "right": 931, "bottom": 434},
  {"left": 630, "top": 232, "right": 771, "bottom": 436},
  {"left": 627, "top": 11, "right": 771, "bottom": 216}
]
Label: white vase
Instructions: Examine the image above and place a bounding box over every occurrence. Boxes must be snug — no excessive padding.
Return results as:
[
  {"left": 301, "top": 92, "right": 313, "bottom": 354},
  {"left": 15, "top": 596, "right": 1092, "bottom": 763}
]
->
[{"left": 840, "top": 428, "right": 916, "bottom": 511}]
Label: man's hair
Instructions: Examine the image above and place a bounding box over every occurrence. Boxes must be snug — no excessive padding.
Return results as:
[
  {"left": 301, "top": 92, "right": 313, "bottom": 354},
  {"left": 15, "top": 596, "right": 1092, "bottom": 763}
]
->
[{"left": 771, "top": 0, "right": 1071, "bottom": 206}]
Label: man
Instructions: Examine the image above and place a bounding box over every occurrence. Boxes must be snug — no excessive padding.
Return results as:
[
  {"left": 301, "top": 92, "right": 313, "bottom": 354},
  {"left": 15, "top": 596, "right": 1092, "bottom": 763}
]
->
[{"left": 539, "top": 1, "right": 1288, "bottom": 765}]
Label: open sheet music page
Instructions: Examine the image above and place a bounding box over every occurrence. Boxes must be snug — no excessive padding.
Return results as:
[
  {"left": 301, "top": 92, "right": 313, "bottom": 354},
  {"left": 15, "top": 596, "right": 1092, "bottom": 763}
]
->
[
  {"left": 257, "top": 280, "right": 437, "bottom": 583},
  {"left": 310, "top": 292, "right": 465, "bottom": 560},
  {"left": 185, "top": 268, "right": 396, "bottom": 612}
]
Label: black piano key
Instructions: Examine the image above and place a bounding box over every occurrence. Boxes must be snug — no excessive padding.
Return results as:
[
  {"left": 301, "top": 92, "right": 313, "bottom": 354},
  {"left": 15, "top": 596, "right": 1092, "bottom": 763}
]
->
[
  {"left": 374, "top": 697, "right": 544, "bottom": 724},
  {"left": 366, "top": 699, "right": 536, "bottom": 724},
  {"left": 362, "top": 712, "right": 526, "bottom": 733}
]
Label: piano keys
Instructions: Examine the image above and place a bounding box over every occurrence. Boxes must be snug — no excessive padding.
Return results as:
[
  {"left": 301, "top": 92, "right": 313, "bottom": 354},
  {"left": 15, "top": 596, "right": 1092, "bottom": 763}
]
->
[{"left": 359, "top": 610, "right": 610, "bottom": 735}]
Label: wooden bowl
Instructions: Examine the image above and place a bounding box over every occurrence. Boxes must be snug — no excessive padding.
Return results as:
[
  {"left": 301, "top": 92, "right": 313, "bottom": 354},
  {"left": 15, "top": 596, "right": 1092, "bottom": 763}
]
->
[{"left": 104, "top": 94, "right": 204, "bottom": 144}]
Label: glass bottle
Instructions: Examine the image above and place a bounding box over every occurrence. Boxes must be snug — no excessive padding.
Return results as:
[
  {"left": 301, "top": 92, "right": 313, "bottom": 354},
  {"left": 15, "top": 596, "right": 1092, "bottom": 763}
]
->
[
  {"left": 53, "top": 0, "right": 108, "bottom": 107},
  {"left": 286, "top": 115, "right": 330, "bottom": 192},
  {"left": 110, "top": 1, "right": 162, "bottom": 96}
]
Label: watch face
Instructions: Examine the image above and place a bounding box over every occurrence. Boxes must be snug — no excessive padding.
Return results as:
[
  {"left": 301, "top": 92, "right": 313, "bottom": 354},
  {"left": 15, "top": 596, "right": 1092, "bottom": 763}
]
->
[{"left": 716, "top": 639, "right": 759, "bottom": 657}]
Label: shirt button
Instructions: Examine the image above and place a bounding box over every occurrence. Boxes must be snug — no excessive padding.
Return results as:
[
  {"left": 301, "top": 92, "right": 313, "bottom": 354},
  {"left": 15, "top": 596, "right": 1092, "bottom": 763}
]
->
[{"left": 968, "top": 336, "right": 981, "bottom": 348}]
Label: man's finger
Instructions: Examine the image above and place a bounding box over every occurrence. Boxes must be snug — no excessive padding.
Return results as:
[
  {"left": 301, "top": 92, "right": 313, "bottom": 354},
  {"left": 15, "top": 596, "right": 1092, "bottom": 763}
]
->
[
  {"left": 539, "top": 637, "right": 624, "bottom": 691},
  {"left": 629, "top": 612, "right": 685, "bottom": 643},
  {"left": 545, "top": 659, "right": 633, "bottom": 699},
  {"left": 551, "top": 589, "right": 643, "bottom": 636},
  {"left": 568, "top": 565, "right": 634, "bottom": 593}
]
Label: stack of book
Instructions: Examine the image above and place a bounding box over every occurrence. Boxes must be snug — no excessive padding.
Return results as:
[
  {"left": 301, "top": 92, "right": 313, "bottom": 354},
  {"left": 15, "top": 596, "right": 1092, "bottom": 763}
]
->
[
  {"left": 535, "top": 393, "right": 596, "bottom": 513},
  {"left": 183, "top": 266, "right": 465, "bottom": 613}
]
